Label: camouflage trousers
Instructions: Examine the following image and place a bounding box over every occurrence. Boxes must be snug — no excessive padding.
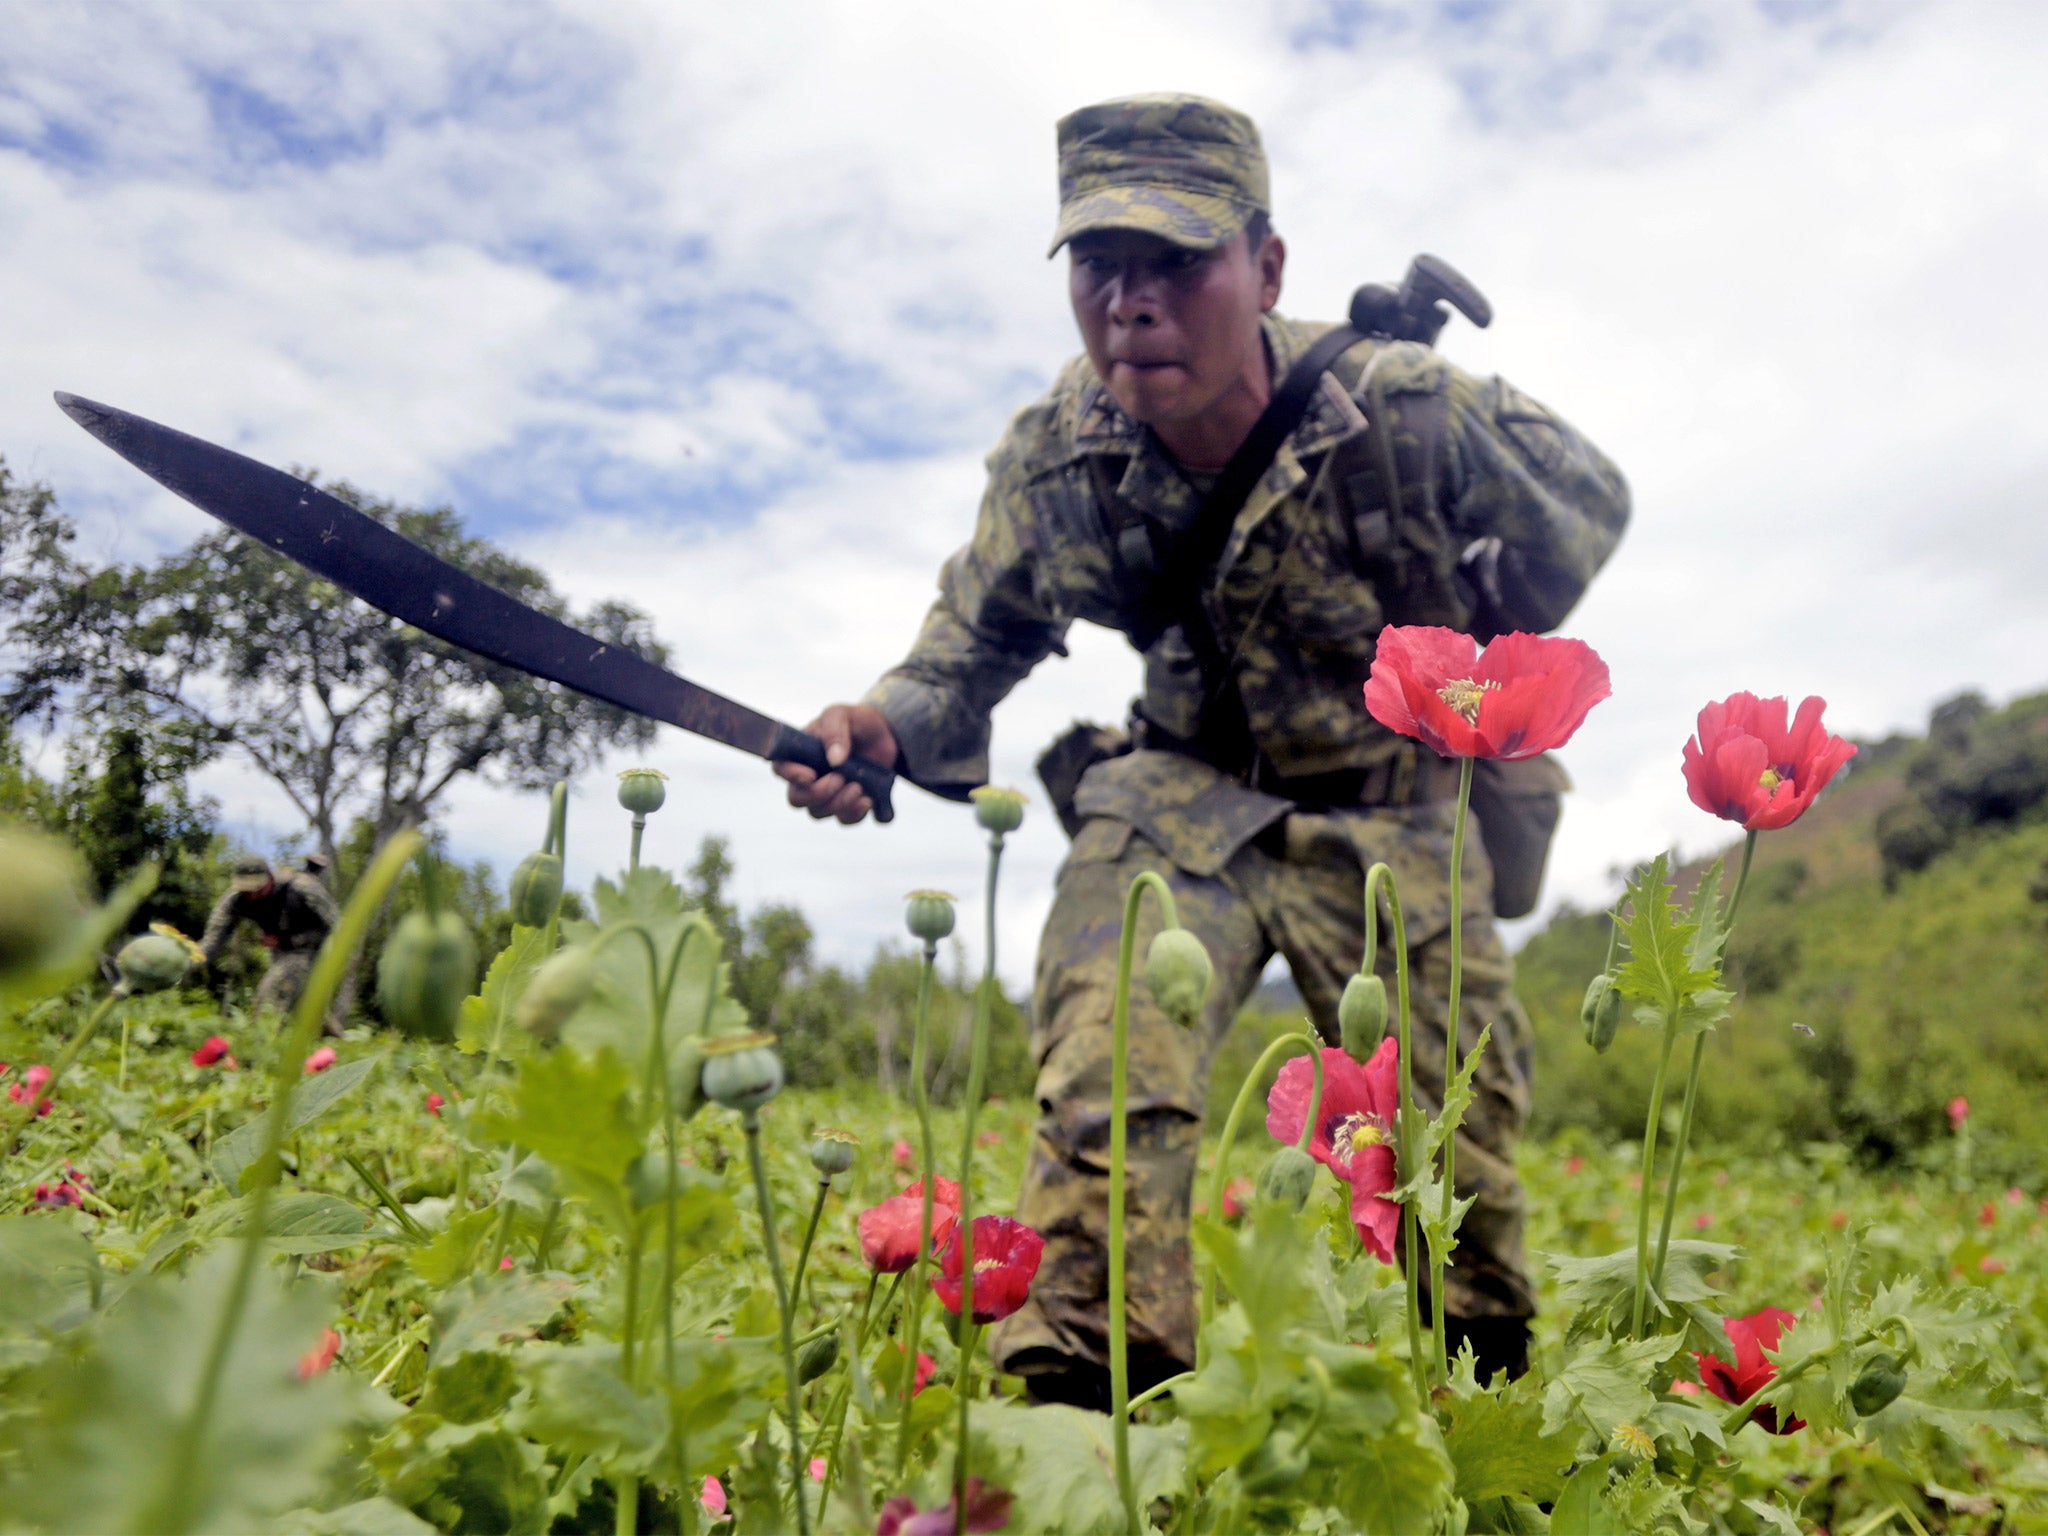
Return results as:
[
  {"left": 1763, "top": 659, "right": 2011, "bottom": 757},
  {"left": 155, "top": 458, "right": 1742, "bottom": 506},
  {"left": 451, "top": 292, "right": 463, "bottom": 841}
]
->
[
  {"left": 988, "top": 805, "right": 1537, "bottom": 1387},
  {"left": 254, "top": 950, "right": 351, "bottom": 1035}
]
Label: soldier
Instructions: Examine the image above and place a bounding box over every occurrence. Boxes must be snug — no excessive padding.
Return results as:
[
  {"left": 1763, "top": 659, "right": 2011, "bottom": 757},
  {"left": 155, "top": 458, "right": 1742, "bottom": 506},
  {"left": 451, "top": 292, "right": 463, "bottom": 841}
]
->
[
  {"left": 779, "top": 95, "right": 1628, "bottom": 1402},
  {"left": 198, "top": 853, "right": 346, "bottom": 1034}
]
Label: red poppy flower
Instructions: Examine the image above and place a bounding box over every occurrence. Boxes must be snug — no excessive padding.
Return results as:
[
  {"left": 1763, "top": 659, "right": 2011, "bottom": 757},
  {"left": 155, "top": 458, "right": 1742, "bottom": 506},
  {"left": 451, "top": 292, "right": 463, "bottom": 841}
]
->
[
  {"left": 1696, "top": 1306, "right": 1804, "bottom": 1433},
  {"left": 1948, "top": 1096, "right": 1969, "bottom": 1130},
  {"left": 858, "top": 1177, "right": 964, "bottom": 1274},
  {"left": 932, "top": 1215, "right": 1045, "bottom": 1324},
  {"left": 303, "top": 1046, "right": 338, "bottom": 1074},
  {"left": 191, "top": 1036, "right": 232, "bottom": 1068},
  {"left": 700, "top": 1476, "right": 728, "bottom": 1519},
  {"left": 1681, "top": 693, "right": 1857, "bottom": 831},
  {"left": 1265, "top": 1040, "right": 1402, "bottom": 1262},
  {"left": 296, "top": 1325, "right": 341, "bottom": 1381},
  {"left": 875, "top": 1477, "right": 1013, "bottom": 1536},
  {"left": 426, "top": 1092, "right": 445, "bottom": 1117},
  {"left": 1221, "top": 1177, "right": 1254, "bottom": 1220},
  {"left": 913, "top": 1350, "right": 936, "bottom": 1395},
  {"left": 1364, "top": 626, "right": 1610, "bottom": 761},
  {"left": 7, "top": 1064, "right": 54, "bottom": 1117}
]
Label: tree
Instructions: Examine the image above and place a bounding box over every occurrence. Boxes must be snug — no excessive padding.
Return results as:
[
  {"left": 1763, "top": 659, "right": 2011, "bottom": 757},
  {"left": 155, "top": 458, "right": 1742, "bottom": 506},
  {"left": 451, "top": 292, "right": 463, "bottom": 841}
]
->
[{"left": 2, "top": 463, "right": 670, "bottom": 866}]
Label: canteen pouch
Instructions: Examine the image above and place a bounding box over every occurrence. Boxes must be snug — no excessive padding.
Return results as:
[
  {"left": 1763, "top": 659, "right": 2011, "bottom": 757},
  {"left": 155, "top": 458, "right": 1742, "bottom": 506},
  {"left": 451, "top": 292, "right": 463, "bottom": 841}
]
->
[
  {"left": 1036, "top": 721, "right": 1132, "bottom": 838},
  {"left": 1469, "top": 753, "right": 1570, "bottom": 920}
]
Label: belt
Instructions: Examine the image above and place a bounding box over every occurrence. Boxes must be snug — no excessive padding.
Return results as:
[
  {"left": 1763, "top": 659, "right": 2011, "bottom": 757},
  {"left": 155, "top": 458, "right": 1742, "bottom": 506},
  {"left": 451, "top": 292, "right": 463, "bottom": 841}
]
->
[{"left": 1136, "top": 714, "right": 1459, "bottom": 809}]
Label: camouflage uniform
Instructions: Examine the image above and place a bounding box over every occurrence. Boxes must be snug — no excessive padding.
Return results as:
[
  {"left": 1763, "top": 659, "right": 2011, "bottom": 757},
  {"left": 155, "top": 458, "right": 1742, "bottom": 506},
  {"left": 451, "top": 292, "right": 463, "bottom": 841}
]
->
[
  {"left": 199, "top": 869, "right": 344, "bottom": 1027},
  {"left": 864, "top": 95, "right": 1630, "bottom": 1389}
]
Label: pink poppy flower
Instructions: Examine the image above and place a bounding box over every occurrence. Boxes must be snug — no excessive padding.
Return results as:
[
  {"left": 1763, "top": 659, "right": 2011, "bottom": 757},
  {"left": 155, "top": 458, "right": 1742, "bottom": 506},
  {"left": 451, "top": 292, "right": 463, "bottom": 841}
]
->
[
  {"left": 1365, "top": 626, "right": 1610, "bottom": 761},
  {"left": 191, "top": 1036, "right": 232, "bottom": 1068},
  {"left": 1265, "top": 1040, "right": 1401, "bottom": 1262},
  {"left": 303, "top": 1046, "right": 338, "bottom": 1074},
  {"left": 296, "top": 1326, "right": 341, "bottom": 1381},
  {"left": 932, "top": 1216, "right": 1045, "bottom": 1325},
  {"left": 1682, "top": 693, "right": 1857, "bottom": 831}
]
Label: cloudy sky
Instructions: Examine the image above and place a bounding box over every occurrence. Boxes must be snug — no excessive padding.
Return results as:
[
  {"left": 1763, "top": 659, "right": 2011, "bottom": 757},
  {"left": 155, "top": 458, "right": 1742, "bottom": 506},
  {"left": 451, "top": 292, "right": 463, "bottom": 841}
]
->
[{"left": 4, "top": 0, "right": 2044, "bottom": 989}]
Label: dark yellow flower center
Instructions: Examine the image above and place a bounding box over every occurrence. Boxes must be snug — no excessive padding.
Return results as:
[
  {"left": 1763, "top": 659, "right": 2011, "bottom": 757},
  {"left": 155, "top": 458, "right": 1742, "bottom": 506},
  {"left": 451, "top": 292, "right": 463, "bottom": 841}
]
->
[
  {"left": 1757, "top": 767, "right": 1784, "bottom": 793},
  {"left": 1330, "top": 1112, "right": 1389, "bottom": 1163},
  {"left": 1436, "top": 677, "right": 1497, "bottom": 724}
]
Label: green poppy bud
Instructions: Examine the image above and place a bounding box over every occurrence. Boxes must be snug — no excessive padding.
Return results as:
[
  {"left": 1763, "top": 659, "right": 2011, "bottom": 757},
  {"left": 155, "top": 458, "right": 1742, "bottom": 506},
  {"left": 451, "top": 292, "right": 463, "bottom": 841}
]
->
[
  {"left": 0, "top": 824, "right": 90, "bottom": 982},
  {"left": 809, "top": 1127, "right": 858, "bottom": 1178},
  {"left": 1237, "top": 1426, "right": 1312, "bottom": 1497},
  {"left": 1257, "top": 1144, "right": 1318, "bottom": 1211},
  {"left": 796, "top": 1333, "right": 840, "bottom": 1384},
  {"left": 516, "top": 944, "right": 597, "bottom": 1043},
  {"left": 115, "top": 932, "right": 193, "bottom": 996},
  {"left": 508, "top": 850, "right": 563, "bottom": 928},
  {"left": 1145, "top": 926, "right": 1213, "bottom": 1028},
  {"left": 904, "top": 890, "right": 957, "bottom": 946},
  {"left": 1581, "top": 973, "right": 1624, "bottom": 1052},
  {"left": 616, "top": 768, "right": 668, "bottom": 817},
  {"left": 699, "top": 1030, "right": 784, "bottom": 1113},
  {"left": 625, "top": 1148, "right": 705, "bottom": 1211},
  {"left": 1848, "top": 1353, "right": 1908, "bottom": 1417},
  {"left": 1338, "top": 973, "right": 1388, "bottom": 1061},
  {"left": 968, "top": 785, "right": 1025, "bottom": 835},
  {"left": 376, "top": 909, "right": 478, "bottom": 1041}
]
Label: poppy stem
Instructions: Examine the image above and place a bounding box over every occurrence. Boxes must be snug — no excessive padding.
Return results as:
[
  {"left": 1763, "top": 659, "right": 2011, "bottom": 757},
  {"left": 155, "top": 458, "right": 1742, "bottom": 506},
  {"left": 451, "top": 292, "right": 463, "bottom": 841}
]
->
[
  {"left": 953, "top": 825, "right": 1009, "bottom": 1533},
  {"left": 789, "top": 1177, "right": 832, "bottom": 1314},
  {"left": 1364, "top": 862, "right": 1430, "bottom": 1397},
  {"left": 744, "top": 1110, "right": 812, "bottom": 1536},
  {"left": 1652, "top": 831, "right": 1755, "bottom": 1297},
  {"left": 898, "top": 939, "right": 941, "bottom": 1479},
  {"left": 1198, "top": 1029, "right": 1322, "bottom": 1338},
  {"left": 1631, "top": 1013, "right": 1680, "bottom": 1338},
  {"left": 1433, "top": 756, "right": 1476, "bottom": 1388},
  {"left": 1107, "top": 868, "right": 1178, "bottom": 1536}
]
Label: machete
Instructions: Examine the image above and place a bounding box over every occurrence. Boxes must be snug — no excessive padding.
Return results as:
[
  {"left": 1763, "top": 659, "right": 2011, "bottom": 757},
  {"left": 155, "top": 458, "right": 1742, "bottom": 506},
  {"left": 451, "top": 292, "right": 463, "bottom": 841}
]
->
[{"left": 53, "top": 392, "right": 905, "bottom": 821}]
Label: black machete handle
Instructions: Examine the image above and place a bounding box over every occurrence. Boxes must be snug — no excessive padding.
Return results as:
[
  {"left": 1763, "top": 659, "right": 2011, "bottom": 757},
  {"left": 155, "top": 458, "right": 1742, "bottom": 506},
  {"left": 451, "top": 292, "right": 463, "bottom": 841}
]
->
[{"left": 769, "top": 724, "right": 898, "bottom": 824}]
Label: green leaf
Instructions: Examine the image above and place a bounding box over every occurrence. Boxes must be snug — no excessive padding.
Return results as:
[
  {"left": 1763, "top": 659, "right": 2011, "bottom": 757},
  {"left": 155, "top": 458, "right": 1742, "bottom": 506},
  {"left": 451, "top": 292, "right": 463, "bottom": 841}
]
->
[
  {"left": 1542, "top": 1242, "right": 1736, "bottom": 1336},
  {"left": 664, "top": 1336, "right": 783, "bottom": 1479},
  {"left": 514, "top": 1343, "right": 669, "bottom": 1471},
  {"left": 0, "top": 862, "right": 157, "bottom": 1011},
  {"left": 1540, "top": 1335, "right": 1672, "bottom": 1441},
  {"left": 1612, "top": 855, "right": 1720, "bottom": 1019},
  {"left": 966, "top": 1400, "right": 1187, "bottom": 1535},
  {"left": 1548, "top": 1456, "right": 1621, "bottom": 1536},
  {"left": 278, "top": 1497, "right": 441, "bottom": 1536},
  {"left": 8, "top": 1245, "right": 355, "bottom": 1533},
  {"left": 0, "top": 1215, "right": 102, "bottom": 1330},
  {"left": 408, "top": 1208, "right": 496, "bottom": 1287},
  {"left": 428, "top": 1272, "right": 579, "bottom": 1365},
  {"left": 417, "top": 1350, "right": 519, "bottom": 1425},
  {"left": 456, "top": 924, "right": 550, "bottom": 1057},
  {"left": 253, "top": 1191, "right": 391, "bottom": 1254},
  {"left": 1302, "top": 1338, "right": 1455, "bottom": 1534},
  {"left": 472, "top": 1045, "right": 643, "bottom": 1189},
  {"left": 1742, "top": 1497, "right": 1805, "bottom": 1536},
  {"left": 212, "top": 1057, "right": 380, "bottom": 1193},
  {"left": 375, "top": 1419, "right": 551, "bottom": 1536},
  {"left": 1443, "top": 1382, "right": 1572, "bottom": 1505}
]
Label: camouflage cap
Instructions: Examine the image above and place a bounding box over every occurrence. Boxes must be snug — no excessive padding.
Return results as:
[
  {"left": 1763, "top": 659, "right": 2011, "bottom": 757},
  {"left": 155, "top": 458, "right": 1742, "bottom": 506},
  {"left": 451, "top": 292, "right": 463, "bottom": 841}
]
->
[
  {"left": 231, "top": 854, "right": 272, "bottom": 891},
  {"left": 1049, "top": 94, "right": 1269, "bottom": 258}
]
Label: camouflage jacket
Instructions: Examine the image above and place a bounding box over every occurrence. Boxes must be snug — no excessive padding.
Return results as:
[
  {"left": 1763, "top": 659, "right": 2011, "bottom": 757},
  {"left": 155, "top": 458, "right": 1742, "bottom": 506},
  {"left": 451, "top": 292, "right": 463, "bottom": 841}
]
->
[
  {"left": 866, "top": 313, "right": 1629, "bottom": 876},
  {"left": 199, "top": 871, "right": 339, "bottom": 961}
]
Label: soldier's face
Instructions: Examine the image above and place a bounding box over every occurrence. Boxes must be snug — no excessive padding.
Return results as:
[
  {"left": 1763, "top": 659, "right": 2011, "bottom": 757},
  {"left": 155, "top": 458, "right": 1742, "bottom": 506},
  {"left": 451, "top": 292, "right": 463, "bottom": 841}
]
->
[{"left": 1068, "top": 227, "right": 1283, "bottom": 439}]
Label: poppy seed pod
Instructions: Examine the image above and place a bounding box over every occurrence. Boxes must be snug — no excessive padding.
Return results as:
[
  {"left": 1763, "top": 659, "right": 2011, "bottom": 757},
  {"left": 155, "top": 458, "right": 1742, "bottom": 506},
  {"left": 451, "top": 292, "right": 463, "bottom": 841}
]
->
[
  {"left": 968, "top": 785, "right": 1025, "bottom": 835},
  {"left": 376, "top": 910, "right": 477, "bottom": 1041},
  {"left": 1258, "top": 1144, "right": 1318, "bottom": 1211},
  {"left": 508, "top": 850, "right": 563, "bottom": 928},
  {"left": 1581, "top": 973, "right": 1624, "bottom": 1052},
  {"left": 809, "top": 1127, "right": 858, "bottom": 1178},
  {"left": 1338, "top": 973, "right": 1389, "bottom": 1060},
  {"left": 1145, "top": 926, "right": 1213, "bottom": 1027},
  {"left": 616, "top": 768, "right": 668, "bottom": 817},
  {"left": 699, "top": 1031, "right": 784, "bottom": 1113},
  {"left": 516, "top": 944, "right": 596, "bottom": 1042},
  {"left": 904, "top": 890, "right": 957, "bottom": 946},
  {"left": 0, "top": 825, "right": 90, "bottom": 981},
  {"left": 796, "top": 1333, "right": 840, "bottom": 1384},
  {"left": 115, "top": 932, "right": 193, "bottom": 996},
  {"left": 1849, "top": 1354, "right": 1908, "bottom": 1417},
  {"left": 626, "top": 1148, "right": 690, "bottom": 1211}
]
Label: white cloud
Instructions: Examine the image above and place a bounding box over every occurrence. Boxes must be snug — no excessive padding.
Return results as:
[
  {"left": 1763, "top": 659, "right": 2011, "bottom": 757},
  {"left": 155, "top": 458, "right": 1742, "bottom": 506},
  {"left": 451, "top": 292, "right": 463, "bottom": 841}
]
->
[{"left": 5, "top": 0, "right": 2047, "bottom": 993}]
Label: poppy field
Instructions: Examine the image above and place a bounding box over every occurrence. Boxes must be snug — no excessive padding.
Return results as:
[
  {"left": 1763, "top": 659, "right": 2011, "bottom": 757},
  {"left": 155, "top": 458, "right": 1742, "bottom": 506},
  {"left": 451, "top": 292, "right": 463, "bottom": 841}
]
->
[{"left": 0, "top": 626, "right": 2044, "bottom": 1534}]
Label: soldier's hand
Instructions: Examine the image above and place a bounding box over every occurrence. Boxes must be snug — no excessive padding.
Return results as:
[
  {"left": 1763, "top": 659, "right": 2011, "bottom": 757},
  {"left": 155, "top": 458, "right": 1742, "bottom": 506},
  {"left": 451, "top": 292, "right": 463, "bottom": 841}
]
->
[{"left": 776, "top": 704, "right": 899, "bottom": 825}]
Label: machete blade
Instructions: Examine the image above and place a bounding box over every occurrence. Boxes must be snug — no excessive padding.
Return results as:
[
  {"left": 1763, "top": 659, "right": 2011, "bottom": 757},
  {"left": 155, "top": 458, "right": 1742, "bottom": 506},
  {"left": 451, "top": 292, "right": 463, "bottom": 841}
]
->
[{"left": 52, "top": 391, "right": 899, "bottom": 821}]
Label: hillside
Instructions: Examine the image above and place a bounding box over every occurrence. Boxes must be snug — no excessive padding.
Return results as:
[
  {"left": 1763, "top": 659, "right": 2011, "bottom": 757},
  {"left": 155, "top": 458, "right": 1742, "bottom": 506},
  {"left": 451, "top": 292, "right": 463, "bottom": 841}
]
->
[{"left": 1516, "top": 689, "right": 2048, "bottom": 1173}]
